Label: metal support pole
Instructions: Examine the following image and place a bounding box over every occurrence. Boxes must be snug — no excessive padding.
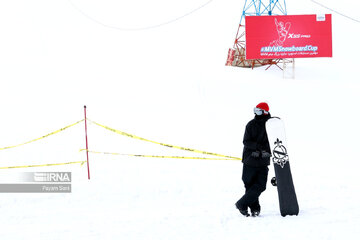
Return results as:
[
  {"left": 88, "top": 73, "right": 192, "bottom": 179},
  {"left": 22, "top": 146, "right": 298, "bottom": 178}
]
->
[{"left": 84, "top": 105, "right": 91, "bottom": 180}]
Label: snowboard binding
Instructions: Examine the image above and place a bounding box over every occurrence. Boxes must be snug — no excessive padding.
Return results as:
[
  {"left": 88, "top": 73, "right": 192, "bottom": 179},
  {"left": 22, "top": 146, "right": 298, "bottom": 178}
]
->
[{"left": 271, "top": 177, "right": 277, "bottom": 186}]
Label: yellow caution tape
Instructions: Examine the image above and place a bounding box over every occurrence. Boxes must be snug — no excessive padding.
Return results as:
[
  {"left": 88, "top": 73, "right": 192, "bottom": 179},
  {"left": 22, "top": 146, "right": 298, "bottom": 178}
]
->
[
  {"left": 87, "top": 119, "right": 242, "bottom": 161},
  {"left": 0, "top": 119, "right": 84, "bottom": 151},
  {"left": 80, "top": 149, "right": 238, "bottom": 161},
  {"left": 0, "top": 161, "right": 86, "bottom": 170}
]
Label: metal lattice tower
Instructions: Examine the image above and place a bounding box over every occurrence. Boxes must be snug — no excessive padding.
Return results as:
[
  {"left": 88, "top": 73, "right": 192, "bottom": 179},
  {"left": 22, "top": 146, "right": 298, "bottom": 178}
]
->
[
  {"left": 226, "top": 0, "right": 288, "bottom": 68},
  {"left": 240, "top": 0, "right": 287, "bottom": 24}
]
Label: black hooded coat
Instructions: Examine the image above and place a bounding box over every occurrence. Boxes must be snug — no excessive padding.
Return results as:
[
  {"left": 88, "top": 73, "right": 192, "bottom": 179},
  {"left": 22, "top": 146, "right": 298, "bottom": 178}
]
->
[{"left": 242, "top": 114, "right": 272, "bottom": 167}]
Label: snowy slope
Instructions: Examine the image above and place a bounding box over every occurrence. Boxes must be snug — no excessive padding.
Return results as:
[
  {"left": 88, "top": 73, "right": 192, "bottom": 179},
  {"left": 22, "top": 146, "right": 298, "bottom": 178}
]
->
[{"left": 0, "top": 0, "right": 360, "bottom": 239}]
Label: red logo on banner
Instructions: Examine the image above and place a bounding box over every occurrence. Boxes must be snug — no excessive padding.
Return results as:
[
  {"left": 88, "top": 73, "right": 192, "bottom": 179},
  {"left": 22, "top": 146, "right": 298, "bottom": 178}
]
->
[{"left": 245, "top": 14, "right": 332, "bottom": 59}]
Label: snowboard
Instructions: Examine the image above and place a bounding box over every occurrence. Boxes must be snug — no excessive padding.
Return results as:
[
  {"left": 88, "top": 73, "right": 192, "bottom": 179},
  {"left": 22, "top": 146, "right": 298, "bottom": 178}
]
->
[{"left": 266, "top": 117, "right": 299, "bottom": 217}]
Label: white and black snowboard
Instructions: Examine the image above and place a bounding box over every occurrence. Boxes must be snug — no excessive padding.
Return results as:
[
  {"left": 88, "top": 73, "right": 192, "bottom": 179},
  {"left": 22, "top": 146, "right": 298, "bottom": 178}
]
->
[{"left": 266, "top": 117, "right": 299, "bottom": 217}]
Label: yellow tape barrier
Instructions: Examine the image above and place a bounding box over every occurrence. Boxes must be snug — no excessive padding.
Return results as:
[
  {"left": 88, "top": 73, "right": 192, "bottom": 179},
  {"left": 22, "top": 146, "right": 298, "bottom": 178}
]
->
[
  {"left": 87, "top": 119, "right": 242, "bottom": 161},
  {"left": 0, "top": 117, "right": 240, "bottom": 170},
  {"left": 0, "top": 161, "right": 86, "bottom": 170},
  {"left": 80, "top": 149, "right": 237, "bottom": 161},
  {"left": 0, "top": 119, "right": 84, "bottom": 151}
]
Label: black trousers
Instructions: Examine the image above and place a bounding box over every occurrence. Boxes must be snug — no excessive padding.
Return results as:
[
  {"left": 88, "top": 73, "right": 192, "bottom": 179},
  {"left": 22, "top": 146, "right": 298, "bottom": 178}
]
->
[{"left": 236, "top": 164, "right": 269, "bottom": 211}]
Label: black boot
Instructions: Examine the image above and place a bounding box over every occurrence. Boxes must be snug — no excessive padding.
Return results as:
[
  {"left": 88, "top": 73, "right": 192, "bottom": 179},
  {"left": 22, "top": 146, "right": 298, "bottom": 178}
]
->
[
  {"left": 250, "top": 204, "right": 261, "bottom": 217},
  {"left": 251, "top": 210, "right": 260, "bottom": 217},
  {"left": 239, "top": 209, "right": 250, "bottom": 217},
  {"left": 235, "top": 202, "right": 250, "bottom": 217}
]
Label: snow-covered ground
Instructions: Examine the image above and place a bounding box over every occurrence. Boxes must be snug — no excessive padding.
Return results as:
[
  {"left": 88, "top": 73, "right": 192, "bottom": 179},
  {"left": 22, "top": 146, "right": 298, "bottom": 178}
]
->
[{"left": 0, "top": 0, "right": 359, "bottom": 239}]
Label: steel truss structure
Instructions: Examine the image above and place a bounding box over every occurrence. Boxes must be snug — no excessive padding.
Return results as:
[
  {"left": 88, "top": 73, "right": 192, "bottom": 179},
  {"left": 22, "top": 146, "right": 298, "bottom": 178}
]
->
[{"left": 226, "top": 0, "right": 288, "bottom": 69}]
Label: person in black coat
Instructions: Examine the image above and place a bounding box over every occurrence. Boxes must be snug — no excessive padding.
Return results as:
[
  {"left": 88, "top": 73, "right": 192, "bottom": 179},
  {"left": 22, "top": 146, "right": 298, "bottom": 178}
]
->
[{"left": 235, "top": 102, "right": 272, "bottom": 217}]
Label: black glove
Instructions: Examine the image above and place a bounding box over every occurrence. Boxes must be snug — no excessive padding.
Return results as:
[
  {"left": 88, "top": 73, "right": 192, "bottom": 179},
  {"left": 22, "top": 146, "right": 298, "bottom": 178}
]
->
[
  {"left": 251, "top": 151, "right": 260, "bottom": 158},
  {"left": 261, "top": 151, "right": 271, "bottom": 158}
]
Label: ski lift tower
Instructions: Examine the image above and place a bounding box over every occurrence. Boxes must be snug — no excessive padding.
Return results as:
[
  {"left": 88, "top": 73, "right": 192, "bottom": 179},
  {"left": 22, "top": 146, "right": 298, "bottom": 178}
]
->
[{"left": 226, "top": 0, "right": 288, "bottom": 68}]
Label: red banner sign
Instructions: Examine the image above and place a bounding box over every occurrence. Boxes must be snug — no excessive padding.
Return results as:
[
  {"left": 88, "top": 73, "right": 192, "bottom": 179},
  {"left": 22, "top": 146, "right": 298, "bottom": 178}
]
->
[{"left": 245, "top": 14, "right": 332, "bottom": 59}]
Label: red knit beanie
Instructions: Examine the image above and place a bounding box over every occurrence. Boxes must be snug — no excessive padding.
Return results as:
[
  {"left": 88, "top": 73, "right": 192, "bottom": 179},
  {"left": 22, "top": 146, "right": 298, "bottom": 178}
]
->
[{"left": 256, "top": 102, "right": 269, "bottom": 112}]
